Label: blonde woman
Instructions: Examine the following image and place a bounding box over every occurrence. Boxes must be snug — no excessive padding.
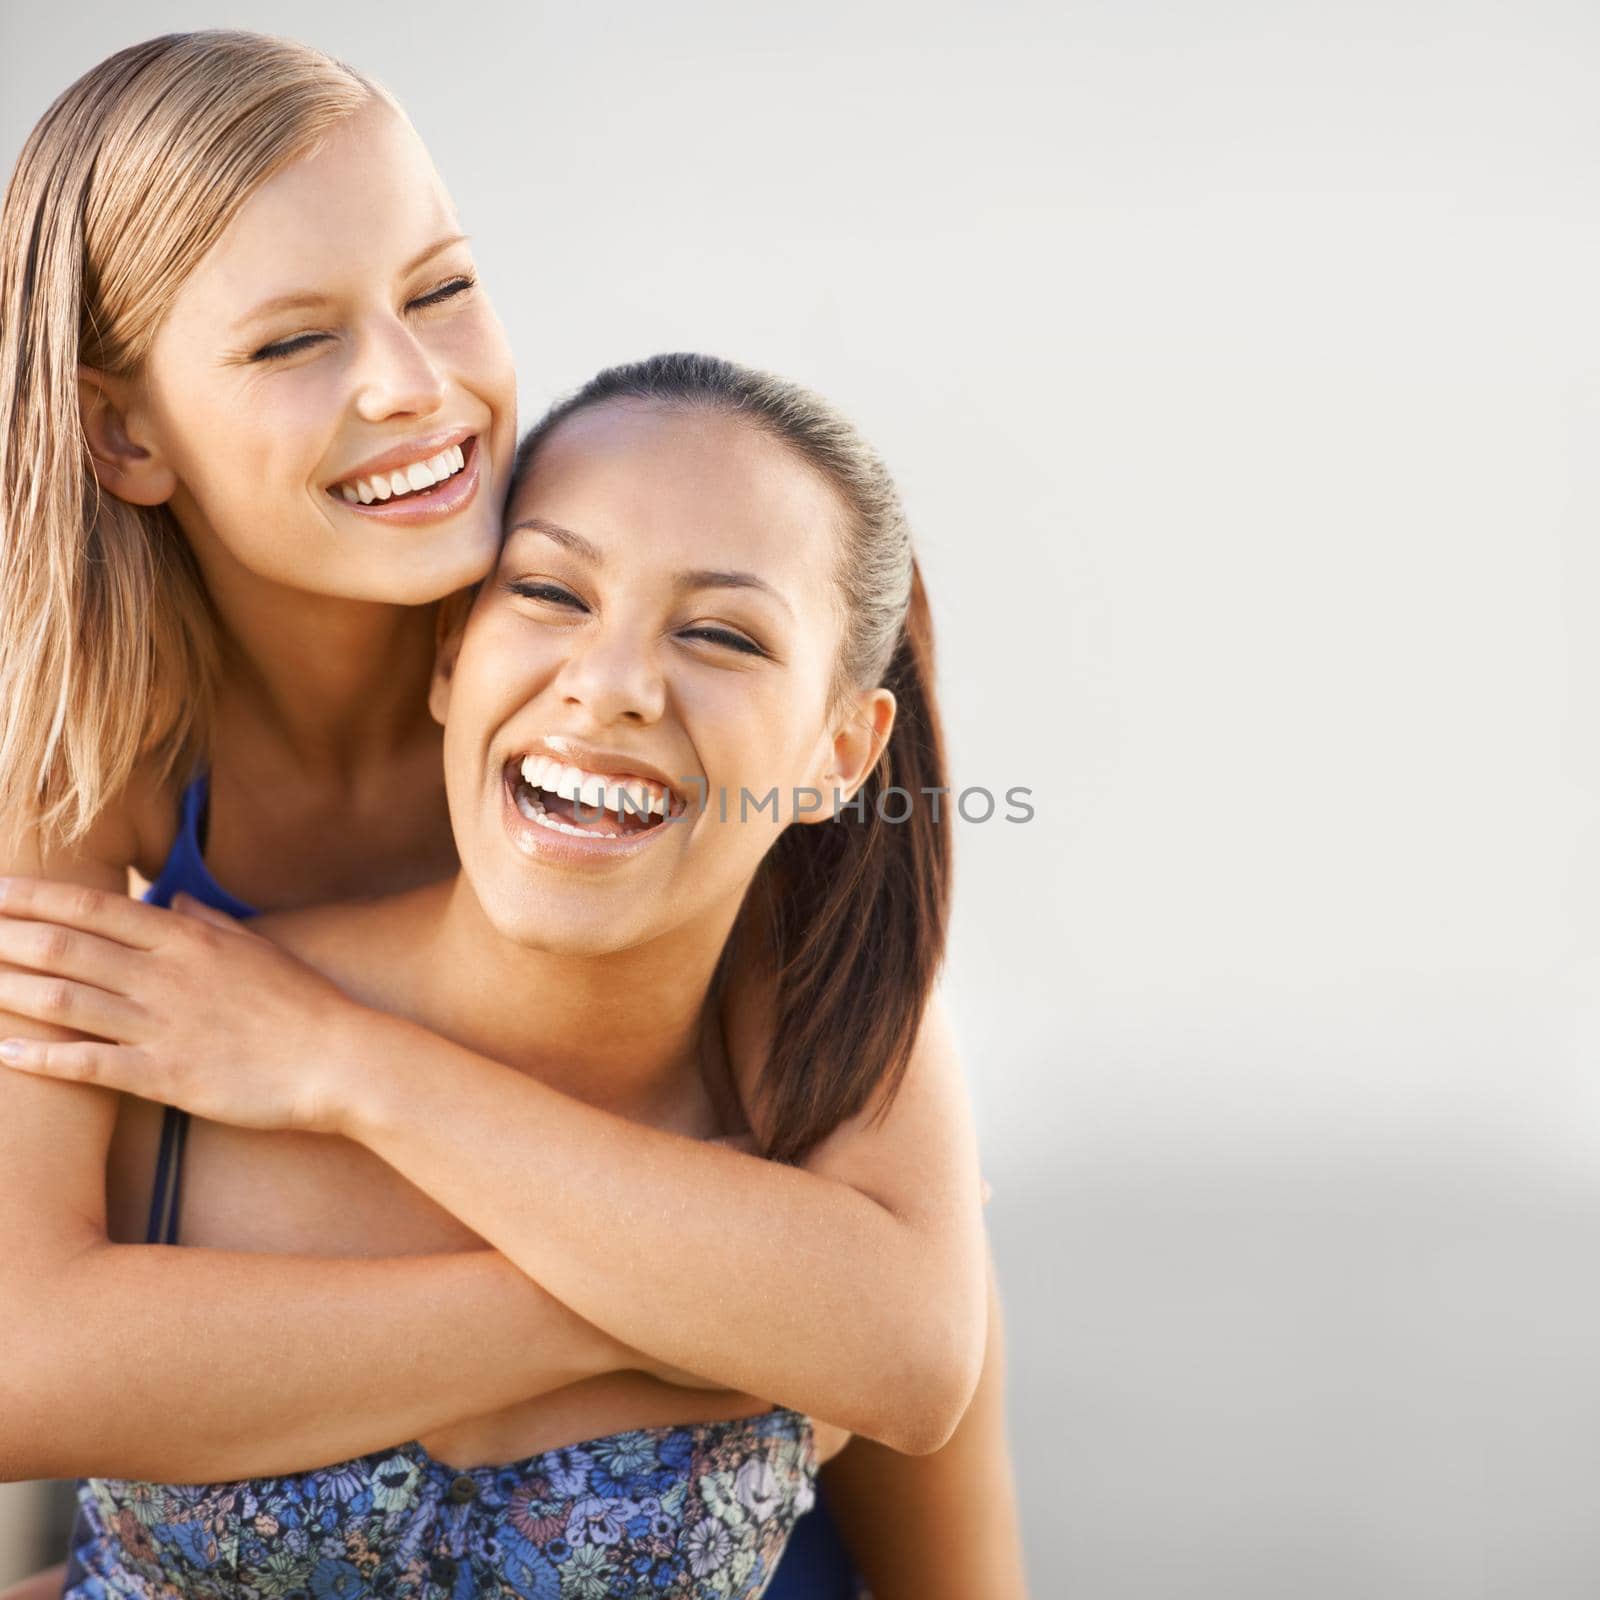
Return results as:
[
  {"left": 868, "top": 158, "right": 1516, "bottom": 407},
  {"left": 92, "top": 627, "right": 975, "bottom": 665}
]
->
[{"left": 0, "top": 31, "right": 1025, "bottom": 1600}]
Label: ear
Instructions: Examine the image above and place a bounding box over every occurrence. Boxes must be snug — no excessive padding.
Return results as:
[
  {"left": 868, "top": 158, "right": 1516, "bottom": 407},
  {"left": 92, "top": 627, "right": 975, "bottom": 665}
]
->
[
  {"left": 428, "top": 591, "right": 473, "bottom": 726},
  {"left": 799, "top": 686, "right": 897, "bottom": 825},
  {"left": 77, "top": 367, "right": 177, "bottom": 507}
]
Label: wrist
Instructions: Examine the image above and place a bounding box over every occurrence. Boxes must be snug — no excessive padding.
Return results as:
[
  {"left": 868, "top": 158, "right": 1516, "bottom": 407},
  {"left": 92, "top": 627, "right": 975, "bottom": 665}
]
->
[{"left": 316, "top": 996, "right": 408, "bottom": 1141}]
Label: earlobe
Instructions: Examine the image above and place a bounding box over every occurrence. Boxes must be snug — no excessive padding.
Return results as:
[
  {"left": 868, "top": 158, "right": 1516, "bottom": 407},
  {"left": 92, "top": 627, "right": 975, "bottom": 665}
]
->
[
  {"left": 427, "top": 670, "right": 452, "bottom": 728},
  {"left": 427, "top": 647, "right": 456, "bottom": 727},
  {"left": 428, "top": 624, "right": 465, "bottom": 728},
  {"left": 77, "top": 367, "right": 177, "bottom": 507}
]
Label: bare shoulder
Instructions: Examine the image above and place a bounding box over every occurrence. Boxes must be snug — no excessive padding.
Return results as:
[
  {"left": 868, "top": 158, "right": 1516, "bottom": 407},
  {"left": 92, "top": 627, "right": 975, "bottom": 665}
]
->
[
  {"left": 794, "top": 987, "right": 980, "bottom": 1210},
  {"left": 249, "top": 880, "right": 445, "bottom": 999},
  {"left": 724, "top": 960, "right": 981, "bottom": 1233}
]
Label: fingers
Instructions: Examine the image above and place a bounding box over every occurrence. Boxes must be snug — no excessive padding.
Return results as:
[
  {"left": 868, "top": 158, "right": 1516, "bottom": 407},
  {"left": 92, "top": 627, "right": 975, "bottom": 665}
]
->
[
  {"left": 0, "top": 968, "right": 146, "bottom": 1041},
  {"left": 0, "top": 1036, "right": 145, "bottom": 1089},
  {"left": 171, "top": 893, "right": 240, "bottom": 931},
  {"left": 0, "top": 915, "right": 138, "bottom": 994},
  {"left": 0, "top": 876, "right": 166, "bottom": 950}
]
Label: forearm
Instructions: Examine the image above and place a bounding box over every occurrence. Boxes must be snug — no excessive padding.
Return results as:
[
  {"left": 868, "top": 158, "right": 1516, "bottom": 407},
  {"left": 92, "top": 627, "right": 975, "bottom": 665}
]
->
[
  {"left": 0, "top": 1563, "right": 67, "bottom": 1600},
  {"left": 2, "top": 1239, "right": 620, "bottom": 1483},
  {"left": 817, "top": 1240, "right": 1029, "bottom": 1599},
  {"left": 339, "top": 1012, "right": 982, "bottom": 1454}
]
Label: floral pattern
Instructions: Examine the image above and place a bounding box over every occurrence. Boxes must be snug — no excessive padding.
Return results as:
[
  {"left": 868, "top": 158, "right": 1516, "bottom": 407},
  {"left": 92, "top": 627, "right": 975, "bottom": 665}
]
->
[{"left": 66, "top": 1409, "right": 816, "bottom": 1599}]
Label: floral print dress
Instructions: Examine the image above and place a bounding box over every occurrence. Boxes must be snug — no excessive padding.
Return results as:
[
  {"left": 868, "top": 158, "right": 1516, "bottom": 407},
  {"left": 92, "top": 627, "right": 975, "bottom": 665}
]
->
[{"left": 65, "top": 1407, "right": 818, "bottom": 1599}]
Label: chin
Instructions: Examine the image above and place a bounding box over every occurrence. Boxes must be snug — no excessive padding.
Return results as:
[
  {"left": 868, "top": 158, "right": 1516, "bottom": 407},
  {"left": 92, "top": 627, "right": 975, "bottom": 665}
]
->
[
  {"left": 479, "top": 893, "right": 642, "bottom": 959},
  {"left": 374, "top": 522, "right": 502, "bottom": 604}
]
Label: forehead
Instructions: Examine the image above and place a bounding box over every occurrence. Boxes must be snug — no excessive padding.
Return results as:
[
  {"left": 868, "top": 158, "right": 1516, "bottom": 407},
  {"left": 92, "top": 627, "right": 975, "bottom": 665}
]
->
[
  {"left": 505, "top": 401, "right": 845, "bottom": 592},
  {"left": 162, "top": 99, "right": 456, "bottom": 329}
]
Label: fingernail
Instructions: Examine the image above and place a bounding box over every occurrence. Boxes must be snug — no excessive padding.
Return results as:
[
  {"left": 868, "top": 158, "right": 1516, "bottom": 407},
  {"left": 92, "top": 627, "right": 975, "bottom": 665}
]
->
[{"left": 0, "top": 1039, "right": 24, "bottom": 1063}]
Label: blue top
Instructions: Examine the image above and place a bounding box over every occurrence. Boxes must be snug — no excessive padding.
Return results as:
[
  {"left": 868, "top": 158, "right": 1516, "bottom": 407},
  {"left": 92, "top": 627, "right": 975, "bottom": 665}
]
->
[
  {"left": 73, "top": 769, "right": 860, "bottom": 1598},
  {"left": 140, "top": 768, "right": 258, "bottom": 922},
  {"left": 141, "top": 771, "right": 257, "bottom": 1250}
]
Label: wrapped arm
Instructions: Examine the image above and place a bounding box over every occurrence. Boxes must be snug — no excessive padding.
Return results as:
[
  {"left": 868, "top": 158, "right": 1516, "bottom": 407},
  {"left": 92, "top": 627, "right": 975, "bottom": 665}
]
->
[{"left": 334, "top": 988, "right": 989, "bottom": 1456}]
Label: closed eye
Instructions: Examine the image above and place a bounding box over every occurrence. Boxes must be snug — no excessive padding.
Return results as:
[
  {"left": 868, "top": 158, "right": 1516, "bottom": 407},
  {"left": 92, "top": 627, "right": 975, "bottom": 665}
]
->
[
  {"left": 410, "top": 273, "right": 476, "bottom": 309},
  {"left": 505, "top": 580, "right": 587, "bottom": 609},
  {"left": 680, "top": 626, "right": 765, "bottom": 656},
  {"left": 249, "top": 275, "right": 477, "bottom": 362},
  {"left": 504, "top": 581, "right": 766, "bottom": 656},
  {"left": 251, "top": 331, "right": 330, "bottom": 362}
]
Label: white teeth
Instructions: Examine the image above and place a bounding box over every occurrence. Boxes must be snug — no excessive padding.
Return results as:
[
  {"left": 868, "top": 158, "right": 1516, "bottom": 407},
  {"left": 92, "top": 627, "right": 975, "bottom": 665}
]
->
[
  {"left": 619, "top": 780, "right": 656, "bottom": 818},
  {"left": 514, "top": 785, "right": 623, "bottom": 838},
  {"left": 335, "top": 441, "right": 470, "bottom": 505},
  {"left": 517, "top": 753, "right": 671, "bottom": 820}
]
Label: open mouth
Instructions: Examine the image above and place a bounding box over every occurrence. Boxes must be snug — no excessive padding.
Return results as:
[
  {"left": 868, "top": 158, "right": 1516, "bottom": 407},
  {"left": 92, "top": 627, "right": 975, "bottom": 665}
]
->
[
  {"left": 329, "top": 436, "right": 478, "bottom": 508},
  {"left": 503, "top": 753, "right": 687, "bottom": 841}
]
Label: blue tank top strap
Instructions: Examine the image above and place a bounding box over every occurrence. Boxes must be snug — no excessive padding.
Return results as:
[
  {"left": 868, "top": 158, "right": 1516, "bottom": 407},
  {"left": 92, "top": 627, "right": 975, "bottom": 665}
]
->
[
  {"left": 141, "top": 767, "right": 258, "bottom": 1247},
  {"left": 144, "top": 1105, "right": 188, "bottom": 1247},
  {"left": 142, "top": 769, "right": 258, "bottom": 920}
]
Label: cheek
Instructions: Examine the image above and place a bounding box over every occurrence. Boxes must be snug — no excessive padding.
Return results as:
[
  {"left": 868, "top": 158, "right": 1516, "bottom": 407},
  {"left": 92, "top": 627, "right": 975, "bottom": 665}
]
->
[
  {"left": 438, "top": 666, "right": 499, "bottom": 805},
  {"left": 694, "top": 696, "right": 824, "bottom": 811},
  {"left": 446, "top": 610, "right": 551, "bottom": 733},
  {"left": 155, "top": 367, "right": 340, "bottom": 508},
  {"left": 432, "top": 308, "right": 516, "bottom": 400}
]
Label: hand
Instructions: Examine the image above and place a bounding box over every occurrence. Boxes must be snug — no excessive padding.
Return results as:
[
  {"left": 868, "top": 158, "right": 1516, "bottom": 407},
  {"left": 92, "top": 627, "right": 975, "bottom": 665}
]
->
[{"left": 0, "top": 876, "right": 353, "bottom": 1133}]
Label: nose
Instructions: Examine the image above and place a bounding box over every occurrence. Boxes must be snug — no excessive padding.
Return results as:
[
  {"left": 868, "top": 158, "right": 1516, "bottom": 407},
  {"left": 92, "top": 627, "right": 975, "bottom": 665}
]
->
[
  {"left": 351, "top": 315, "right": 447, "bottom": 423},
  {"left": 554, "top": 619, "right": 667, "bottom": 729}
]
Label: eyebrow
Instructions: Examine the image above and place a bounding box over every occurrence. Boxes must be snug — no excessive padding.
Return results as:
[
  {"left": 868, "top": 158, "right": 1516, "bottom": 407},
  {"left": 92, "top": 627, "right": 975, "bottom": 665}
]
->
[
  {"left": 232, "top": 233, "right": 472, "bottom": 329},
  {"left": 507, "top": 516, "right": 794, "bottom": 615}
]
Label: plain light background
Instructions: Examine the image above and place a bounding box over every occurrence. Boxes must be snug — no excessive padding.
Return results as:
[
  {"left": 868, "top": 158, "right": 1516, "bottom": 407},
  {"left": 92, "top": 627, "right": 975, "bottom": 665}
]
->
[{"left": 2, "top": 3, "right": 1595, "bottom": 1596}]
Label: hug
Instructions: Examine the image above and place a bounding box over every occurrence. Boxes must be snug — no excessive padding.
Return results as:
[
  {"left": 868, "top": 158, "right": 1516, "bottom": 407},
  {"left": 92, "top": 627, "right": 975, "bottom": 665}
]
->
[{"left": 0, "top": 29, "right": 1020, "bottom": 1600}]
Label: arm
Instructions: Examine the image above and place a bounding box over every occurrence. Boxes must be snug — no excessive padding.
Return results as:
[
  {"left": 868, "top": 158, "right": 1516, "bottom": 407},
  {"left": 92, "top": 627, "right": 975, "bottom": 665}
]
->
[
  {"left": 818, "top": 1237, "right": 1030, "bottom": 1600},
  {"left": 0, "top": 879, "right": 990, "bottom": 1457},
  {"left": 0, "top": 1566, "right": 67, "bottom": 1600},
  {"left": 331, "top": 987, "right": 988, "bottom": 1456},
  {"left": 0, "top": 836, "right": 657, "bottom": 1484}
]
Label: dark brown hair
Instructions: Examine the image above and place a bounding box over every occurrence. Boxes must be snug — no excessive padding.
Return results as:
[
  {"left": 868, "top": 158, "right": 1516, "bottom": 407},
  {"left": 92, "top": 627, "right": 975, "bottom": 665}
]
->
[{"left": 511, "top": 353, "right": 951, "bottom": 1165}]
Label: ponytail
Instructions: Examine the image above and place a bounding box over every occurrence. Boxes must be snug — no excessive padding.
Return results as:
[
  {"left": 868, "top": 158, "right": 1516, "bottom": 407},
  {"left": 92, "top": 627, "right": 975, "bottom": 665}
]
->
[
  {"left": 748, "top": 556, "right": 950, "bottom": 1164},
  {"left": 514, "top": 353, "right": 954, "bottom": 1165}
]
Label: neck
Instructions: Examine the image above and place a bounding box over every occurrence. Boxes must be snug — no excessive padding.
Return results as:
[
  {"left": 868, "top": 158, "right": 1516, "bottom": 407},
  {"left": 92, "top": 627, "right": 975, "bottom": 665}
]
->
[
  {"left": 411, "top": 876, "right": 747, "bottom": 1126},
  {"left": 203, "top": 559, "right": 441, "bottom": 781}
]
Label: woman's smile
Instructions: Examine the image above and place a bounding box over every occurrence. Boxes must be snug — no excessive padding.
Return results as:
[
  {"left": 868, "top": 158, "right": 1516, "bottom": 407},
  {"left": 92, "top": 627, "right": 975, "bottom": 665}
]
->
[
  {"left": 499, "top": 754, "right": 687, "bottom": 866},
  {"left": 327, "top": 430, "right": 482, "bottom": 524}
]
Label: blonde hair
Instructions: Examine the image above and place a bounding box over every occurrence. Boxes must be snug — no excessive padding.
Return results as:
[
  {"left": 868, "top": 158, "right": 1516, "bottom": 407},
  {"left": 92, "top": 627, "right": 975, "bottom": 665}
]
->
[{"left": 0, "top": 30, "right": 382, "bottom": 848}]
